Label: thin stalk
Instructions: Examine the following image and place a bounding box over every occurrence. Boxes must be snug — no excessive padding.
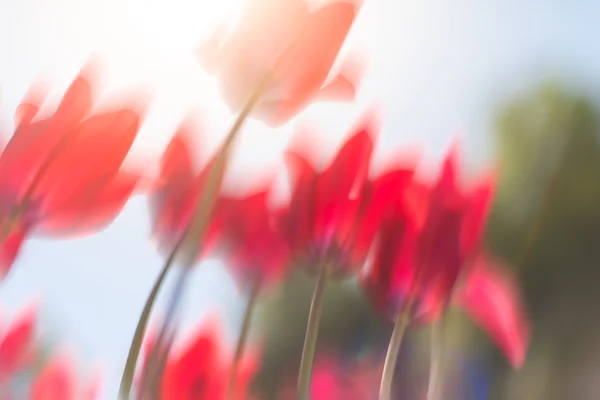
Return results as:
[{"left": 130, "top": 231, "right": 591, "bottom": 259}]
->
[
  {"left": 117, "top": 77, "right": 269, "bottom": 400},
  {"left": 426, "top": 321, "right": 442, "bottom": 400},
  {"left": 379, "top": 309, "right": 410, "bottom": 400},
  {"left": 226, "top": 281, "right": 262, "bottom": 400},
  {"left": 141, "top": 267, "right": 191, "bottom": 398},
  {"left": 297, "top": 266, "right": 329, "bottom": 400}
]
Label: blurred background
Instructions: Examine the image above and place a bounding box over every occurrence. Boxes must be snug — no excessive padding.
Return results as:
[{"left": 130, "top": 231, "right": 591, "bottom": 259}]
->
[{"left": 1, "top": 0, "right": 600, "bottom": 399}]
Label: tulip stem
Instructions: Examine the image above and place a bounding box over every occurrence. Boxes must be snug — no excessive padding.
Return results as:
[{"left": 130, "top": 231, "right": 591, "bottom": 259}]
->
[
  {"left": 426, "top": 321, "right": 442, "bottom": 400},
  {"left": 297, "top": 265, "right": 329, "bottom": 400},
  {"left": 141, "top": 266, "right": 190, "bottom": 398},
  {"left": 117, "top": 76, "right": 269, "bottom": 400},
  {"left": 379, "top": 309, "right": 410, "bottom": 400},
  {"left": 227, "top": 281, "right": 261, "bottom": 400}
]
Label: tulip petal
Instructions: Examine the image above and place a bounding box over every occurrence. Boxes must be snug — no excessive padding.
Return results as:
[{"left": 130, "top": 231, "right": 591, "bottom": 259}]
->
[
  {"left": 150, "top": 127, "right": 199, "bottom": 242},
  {"left": 0, "top": 68, "right": 95, "bottom": 200},
  {"left": 34, "top": 107, "right": 143, "bottom": 217},
  {"left": 282, "top": 151, "right": 317, "bottom": 249},
  {"left": 461, "top": 173, "right": 495, "bottom": 257},
  {"left": 37, "top": 172, "right": 140, "bottom": 237},
  {"left": 314, "top": 121, "right": 373, "bottom": 246},
  {"left": 274, "top": 1, "right": 359, "bottom": 105},
  {"left": 314, "top": 55, "right": 365, "bottom": 103},
  {"left": 14, "top": 81, "right": 49, "bottom": 129},
  {"left": 0, "top": 226, "right": 28, "bottom": 280},
  {"left": 31, "top": 356, "right": 77, "bottom": 400},
  {"left": 0, "top": 306, "right": 36, "bottom": 379},
  {"left": 314, "top": 73, "right": 356, "bottom": 103},
  {"left": 456, "top": 255, "right": 530, "bottom": 368}
]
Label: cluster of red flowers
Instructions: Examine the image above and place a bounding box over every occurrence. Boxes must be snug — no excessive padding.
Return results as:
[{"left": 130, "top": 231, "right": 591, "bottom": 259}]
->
[{"left": 0, "top": 0, "right": 530, "bottom": 398}]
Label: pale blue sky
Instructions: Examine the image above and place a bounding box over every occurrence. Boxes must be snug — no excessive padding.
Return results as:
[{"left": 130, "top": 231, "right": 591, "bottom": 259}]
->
[{"left": 0, "top": 0, "right": 600, "bottom": 397}]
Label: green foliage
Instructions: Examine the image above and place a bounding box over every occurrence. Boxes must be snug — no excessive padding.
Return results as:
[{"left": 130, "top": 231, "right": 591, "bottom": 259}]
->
[{"left": 488, "top": 81, "right": 600, "bottom": 399}]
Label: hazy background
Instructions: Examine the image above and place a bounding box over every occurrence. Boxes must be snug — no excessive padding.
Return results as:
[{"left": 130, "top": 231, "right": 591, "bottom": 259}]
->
[{"left": 1, "top": 0, "right": 600, "bottom": 398}]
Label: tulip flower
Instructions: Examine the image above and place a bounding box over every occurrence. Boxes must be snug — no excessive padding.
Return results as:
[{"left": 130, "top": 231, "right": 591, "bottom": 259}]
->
[
  {"left": 0, "top": 64, "right": 147, "bottom": 280},
  {"left": 363, "top": 147, "right": 530, "bottom": 399},
  {"left": 153, "top": 319, "right": 257, "bottom": 400},
  {"left": 281, "top": 114, "right": 380, "bottom": 279},
  {"left": 219, "top": 187, "right": 290, "bottom": 291},
  {"left": 197, "top": 0, "right": 364, "bottom": 127},
  {"left": 279, "top": 112, "right": 386, "bottom": 398},
  {"left": 31, "top": 355, "right": 100, "bottom": 400},
  {"left": 0, "top": 305, "right": 36, "bottom": 382},
  {"left": 149, "top": 120, "right": 226, "bottom": 261}
]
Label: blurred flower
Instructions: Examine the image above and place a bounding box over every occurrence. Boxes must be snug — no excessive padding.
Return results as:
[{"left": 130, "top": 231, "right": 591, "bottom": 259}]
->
[
  {"left": 30, "top": 355, "right": 100, "bottom": 400},
  {"left": 0, "top": 63, "right": 147, "bottom": 279},
  {"left": 145, "top": 319, "right": 258, "bottom": 400},
  {"left": 217, "top": 186, "right": 290, "bottom": 292},
  {"left": 279, "top": 113, "right": 379, "bottom": 278},
  {"left": 197, "top": 0, "right": 364, "bottom": 127},
  {"left": 279, "top": 354, "right": 381, "bottom": 400},
  {"left": 455, "top": 255, "right": 530, "bottom": 368},
  {"left": 149, "top": 120, "right": 226, "bottom": 262},
  {"left": 362, "top": 147, "right": 530, "bottom": 367},
  {"left": 0, "top": 306, "right": 36, "bottom": 382}
]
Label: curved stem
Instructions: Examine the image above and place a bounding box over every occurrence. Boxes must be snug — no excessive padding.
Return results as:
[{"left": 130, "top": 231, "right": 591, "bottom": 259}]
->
[
  {"left": 379, "top": 310, "right": 410, "bottom": 400},
  {"left": 227, "top": 281, "right": 261, "bottom": 400},
  {"left": 297, "top": 266, "right": 329, "bottom": 400},
  {"left": 426, "top": 321, "right": 442, "bottom": 400},
  {"left": 117, "top": 78, "right": 268, "bottom": 400},
  {"left": 117, "top": 249, "right": 176, "bottom": 400},
  {"left": 141, "top": 267, "right": 191, "bottom": 398}
]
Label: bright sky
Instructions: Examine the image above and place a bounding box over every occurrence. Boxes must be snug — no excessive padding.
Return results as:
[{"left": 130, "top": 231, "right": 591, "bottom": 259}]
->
[{"left": 1, "top": 0, "right": 600, "bottom": 397}]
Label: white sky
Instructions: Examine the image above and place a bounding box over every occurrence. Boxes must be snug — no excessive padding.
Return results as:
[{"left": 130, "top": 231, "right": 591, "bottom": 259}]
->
[{"left": 1, "top": 0, "right": 600, "bottom": 397}]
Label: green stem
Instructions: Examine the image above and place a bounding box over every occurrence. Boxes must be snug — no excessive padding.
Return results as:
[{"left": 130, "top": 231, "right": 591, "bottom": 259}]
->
[
  {"left": 117, "top": 78, "right": 268, "bottom": 400},
  {"left": 297, "top": 266, "right": 329, "bottom": 400},
  {"left": 426, "top": 321, "right": 442, "bottom": 400},
  {"left": 226, "top": 281, "right": 261, "bottom": 400},
  {"left": 379, "top": 310, "right": 410, "bottom": 400}
]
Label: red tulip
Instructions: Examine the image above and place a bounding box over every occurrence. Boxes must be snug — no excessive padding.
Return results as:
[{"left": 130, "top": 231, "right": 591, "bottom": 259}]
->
[
  {"left": 217, "top": 187, "right": 290, "bottom": 292},
  {"left": 160, "top": 319, "right": 257, "bottom": 400},
  {"left": 149, "top": 120, "right": 227, "bottom": 262},
  {"left": 455, "top": 255, "right": 531, "bottom": 369},
  {"left": 197, "top": 0, "right": 364, "bottom": 127},
  {"left": 0, "top": 64, "right": 147, "bottom": 279},
  {"left": 362, "top": 147, "right": 530, "bottom": 366},
  {"left": 31, "top": 355, "right": 100, "bottom": 400},
  {"left": 280, "top": 113, "right": 379, "bottom": 278},
  {"left": 0, "top": 306, "right": 36, "bottom": 382}
]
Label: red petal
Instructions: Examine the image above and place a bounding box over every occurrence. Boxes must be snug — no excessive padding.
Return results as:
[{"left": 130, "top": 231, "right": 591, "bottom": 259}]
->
[
  {"left": 14, "top": 81, "right": 49, "bottom": 129},
  {"left": 0, "top": 225, "right": 28, "bottom": 280},
  {"left": 159, "top": 122, "right": 197, "bottom": 183},
  {"left": 0, "top": 306, "right": 36, "bottom": 379},
  {"left": 31, "top": 356, "right": 77, "bottom": 400},
  {"left": 362, "top": 211, "right": 418, "bottom": 320},
  {"left": 266, "top": 1, "right": 360, "bottom": 121},
  {"left": 215, "top": 0, "right": 310, "bottom": 117},
  {"left": 37, "top": 172, "right": 140, "bottom": 237},
  {"left": 461, "top": 173, "right": 495, "bottom": 257},
  {"left": 281, "top": 151, "right": 317, "bottom": 250},
  {"left": 314, "top": 122, "right": 374, "bottom": 246},
  {"left": 150, "top": 127, "right": 201, "bottom": 245},
  {"left": 353, "top": 167, "right": 416, "bottom": 259},
  {"left": 0, "top": 68, "right": 95, "bottom": 200},
  {"left": 34, "top": 107, "right": 143, "bottom": 217},
  {"left": 456, "top": 255, "right": 530, "bottom": 368},
  {"left": 222, "top": 190, "right": 290, "bottom": 289},
  {"left": 161, "top": 320, "right": 227, "bottom": 400}
]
